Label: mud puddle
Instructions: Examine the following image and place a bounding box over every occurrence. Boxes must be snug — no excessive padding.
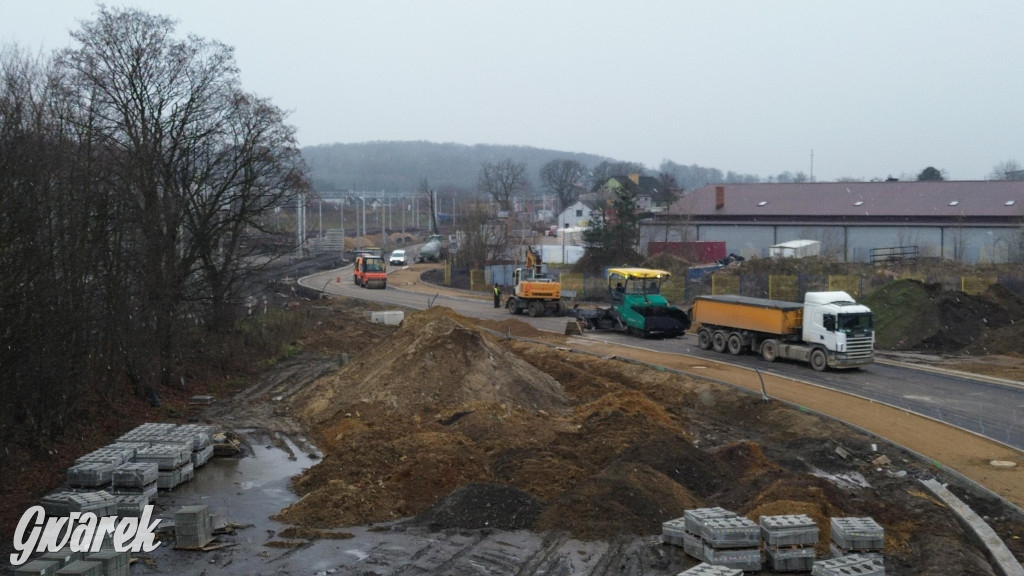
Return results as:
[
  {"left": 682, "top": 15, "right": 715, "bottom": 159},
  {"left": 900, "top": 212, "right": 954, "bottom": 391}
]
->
[{"left": 138, "top": 427, "right": 691, "bottom": 576}]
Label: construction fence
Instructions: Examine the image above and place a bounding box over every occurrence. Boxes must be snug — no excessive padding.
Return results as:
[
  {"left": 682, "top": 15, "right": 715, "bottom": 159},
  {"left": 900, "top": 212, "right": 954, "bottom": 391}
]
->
[{"left": 452, "top": 264, "right": 1024, "bottom": 307}]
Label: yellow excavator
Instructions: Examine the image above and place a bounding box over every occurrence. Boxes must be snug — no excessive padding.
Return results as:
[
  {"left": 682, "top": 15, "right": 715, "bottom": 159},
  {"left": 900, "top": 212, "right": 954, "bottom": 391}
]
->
[{"left": 504, "top": 246, "right": 568, "bottom": 317}]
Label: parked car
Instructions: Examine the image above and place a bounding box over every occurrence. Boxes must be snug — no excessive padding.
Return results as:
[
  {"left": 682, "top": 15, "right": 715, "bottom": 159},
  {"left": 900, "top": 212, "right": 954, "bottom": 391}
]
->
[{"left": 389, "top": 249, "right": 407, "bottom": 266}]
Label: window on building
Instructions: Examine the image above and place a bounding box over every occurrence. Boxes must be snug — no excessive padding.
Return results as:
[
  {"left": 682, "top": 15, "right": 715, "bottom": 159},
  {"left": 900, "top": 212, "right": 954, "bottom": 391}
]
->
[{"left": 576, "top": 209, "right": 583, "bottom": 217}]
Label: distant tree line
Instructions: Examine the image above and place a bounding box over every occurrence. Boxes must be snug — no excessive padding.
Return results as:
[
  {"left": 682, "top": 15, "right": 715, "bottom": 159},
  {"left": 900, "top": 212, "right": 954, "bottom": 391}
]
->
[{"left": 0, "top": 7, "right": 307, "bottom": 440}]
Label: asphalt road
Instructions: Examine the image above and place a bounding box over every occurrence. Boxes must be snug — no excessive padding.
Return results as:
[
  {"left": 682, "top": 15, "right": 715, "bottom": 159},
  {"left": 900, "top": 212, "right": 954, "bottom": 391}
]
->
[{"left": 300, "top": 267, "right": 1024, "bottom": 452}]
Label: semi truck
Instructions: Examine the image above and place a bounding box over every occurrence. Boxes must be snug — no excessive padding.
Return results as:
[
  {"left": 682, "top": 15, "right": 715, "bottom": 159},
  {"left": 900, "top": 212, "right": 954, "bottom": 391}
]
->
[
  {"left": 690, "top": 291, "right": 874, "bottom": 371},
  {"left": 504, "top": 246, "right": 567, "bottom": 317},
  {"left": 573, "top": 268, "right": 690, "bottom": 338}
]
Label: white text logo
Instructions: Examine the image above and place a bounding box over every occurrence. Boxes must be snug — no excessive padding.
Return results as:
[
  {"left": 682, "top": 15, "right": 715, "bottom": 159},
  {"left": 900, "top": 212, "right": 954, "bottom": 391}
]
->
[{"left": 10, "top": 505, "right": 161, "bottom": 566}]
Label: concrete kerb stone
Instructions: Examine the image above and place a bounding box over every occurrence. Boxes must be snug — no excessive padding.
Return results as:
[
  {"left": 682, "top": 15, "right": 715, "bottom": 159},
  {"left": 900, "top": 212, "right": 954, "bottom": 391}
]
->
[{"left": 921, "top": 478, "right": 1024, "bottom": 576}]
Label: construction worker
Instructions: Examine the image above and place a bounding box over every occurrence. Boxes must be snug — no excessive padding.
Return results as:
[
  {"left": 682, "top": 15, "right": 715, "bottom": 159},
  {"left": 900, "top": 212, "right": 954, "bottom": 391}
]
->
[{"left": 493, "top": 283, "right": 502, "bottom": 308}]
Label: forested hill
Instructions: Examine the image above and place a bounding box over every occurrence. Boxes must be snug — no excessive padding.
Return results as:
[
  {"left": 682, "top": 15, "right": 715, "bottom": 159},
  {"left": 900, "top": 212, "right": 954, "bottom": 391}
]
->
[{"left": 302, "top": 141, "right": 613, "bottom": 193}]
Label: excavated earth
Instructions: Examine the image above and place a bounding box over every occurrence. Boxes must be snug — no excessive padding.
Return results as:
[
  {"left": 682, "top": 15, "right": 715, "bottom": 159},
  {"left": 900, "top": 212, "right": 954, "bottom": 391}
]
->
[{"left": 243, "top": 296, "right": 1024, "bottom": 576}]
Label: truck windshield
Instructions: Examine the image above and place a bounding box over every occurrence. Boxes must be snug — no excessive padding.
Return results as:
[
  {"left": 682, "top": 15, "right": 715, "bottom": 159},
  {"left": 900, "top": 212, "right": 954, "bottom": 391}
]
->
[
  {"left": 364, "top": 261, "right": 383, "bottom": 272},
  {"left": 837, "top": 313, "right": 873, "bottom": 334}
]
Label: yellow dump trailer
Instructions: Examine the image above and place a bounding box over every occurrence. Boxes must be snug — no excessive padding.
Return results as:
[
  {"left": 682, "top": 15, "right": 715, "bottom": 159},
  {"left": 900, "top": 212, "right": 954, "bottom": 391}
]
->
[
  {"left": 691, "top": 292, "right": 874, "bottom": 371},
  {"left": 692, "top": 295, "right": 804, "bottom": 336}
]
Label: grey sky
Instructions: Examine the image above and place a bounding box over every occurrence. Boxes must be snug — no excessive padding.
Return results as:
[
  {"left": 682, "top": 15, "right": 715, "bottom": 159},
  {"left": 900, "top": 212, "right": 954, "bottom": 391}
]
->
[{"left": 3, "top": 1, "right": 1022, "bottom": 181}]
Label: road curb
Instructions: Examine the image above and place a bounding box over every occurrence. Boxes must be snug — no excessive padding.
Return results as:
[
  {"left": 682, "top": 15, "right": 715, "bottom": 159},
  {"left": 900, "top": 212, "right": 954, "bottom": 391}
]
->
[{"left": 921, "top": 478, "right": 1024, "bottom": 576}]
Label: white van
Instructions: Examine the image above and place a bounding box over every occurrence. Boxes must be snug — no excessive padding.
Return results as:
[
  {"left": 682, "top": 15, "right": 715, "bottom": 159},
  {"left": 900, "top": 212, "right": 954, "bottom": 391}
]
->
[{"left": 389, "top": 249, "right": 407, "bottom": 266}]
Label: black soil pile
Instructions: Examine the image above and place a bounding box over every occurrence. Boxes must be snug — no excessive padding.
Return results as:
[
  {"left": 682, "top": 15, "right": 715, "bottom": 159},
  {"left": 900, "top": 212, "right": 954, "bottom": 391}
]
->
[
  {"left": 411, "top": 483, "right": 546, "bottom": 531},
  {"left": 864, "top": 279, "right": 1024, "bottom": 354}
]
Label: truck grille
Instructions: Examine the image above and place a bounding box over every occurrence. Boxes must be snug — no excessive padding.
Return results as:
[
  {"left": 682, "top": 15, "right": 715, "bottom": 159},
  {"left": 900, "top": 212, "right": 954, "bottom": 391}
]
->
[{"left": 846, "top": 336, "right": 874, "bottom": 359}]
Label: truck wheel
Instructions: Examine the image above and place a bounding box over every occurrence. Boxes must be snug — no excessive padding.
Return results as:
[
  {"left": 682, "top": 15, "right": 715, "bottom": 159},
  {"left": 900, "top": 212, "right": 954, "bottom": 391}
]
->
[
  {"left": 506, "top": 300, "right": 517, "bottom": 314},
  {"left": 556, "top": 301, "right": 568, "bottom": 316},
  {"left": 810, "top": 348, "right": 828, "bottom": 372},
  {"left": 712, "top": 331, "right": 728, "bottom": 353},
  {"left": 727, "top": 333, "right": 744, "bottom": 355},
  {"left": 528, "top": 301, "right": 543, "bottom": 317},
  {"left": 697, "top": 329, "right": 712, "bottom": 350},
  {"left": 761, "top": 340, "right": 779, "bottom": 362}
]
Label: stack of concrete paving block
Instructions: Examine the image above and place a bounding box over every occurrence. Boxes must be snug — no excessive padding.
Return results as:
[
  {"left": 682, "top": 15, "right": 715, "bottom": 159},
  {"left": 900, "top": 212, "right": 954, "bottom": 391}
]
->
[
  {"left": 85, "top": 549, "right": 130, "bottom": 576},
  {"left": 830, "top": 517, "right": 884, "bottom": 559},
  {"left": 13, "top": 558, "right": 61, "bottom": 575},
  {"left": 110, "top": 461, "right": 159, "bottom": 500},
  {"left": 700, "top": 516, "right": 762, "bottom": 571},
  {"left": 112, "top": 461, "right": 159, "bottom": 487},
  {"left": 134, "top": 443, "right": 192, "bottom": 490},
  {"left": 112, "top": 493, "right": 150, "bottom": 517},
  {"left": 761, "top": 514, "right": 819, "bottom": 572},
  {"left": 33, "top": 546, "right": 83, "bottom": 569},
  {"left": 811, "top": 553, "right": 885, "bottom": 576},
  {"left": 51, "top": 559, "right": 102, "bottom": 576},
  {"left": 174, "top": 505, "right": 214, "bottom": 549},
  {"left": 675, "top": 563, "right": 744, "bottom": 576},
  {"left": 66, "top": 461, "right": 116, "bottom": 489},
  {"left": 190, "top": 442, "right": 214, "bottom": 467},
  {"left": 75, "top": 445, "right": 135, "bottom": 467},
  {"left": 105, "top": 441, "right": 150, "bottom": 460},
  {"left": 40, "top": 491, "right": 117, "bottom": 517},
  {"left": 665, "top": 507, "right": 739, "bottom": 562}
]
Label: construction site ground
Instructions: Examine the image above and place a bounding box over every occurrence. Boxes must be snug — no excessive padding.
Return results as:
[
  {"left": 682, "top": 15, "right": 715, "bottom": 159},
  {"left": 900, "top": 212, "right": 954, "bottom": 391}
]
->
[
  {"left": 110, "top": 262, "right": 1024, "bottom": 576},
  {"left": 7, "top": 258, "right": 1024, "bottom": 576}
]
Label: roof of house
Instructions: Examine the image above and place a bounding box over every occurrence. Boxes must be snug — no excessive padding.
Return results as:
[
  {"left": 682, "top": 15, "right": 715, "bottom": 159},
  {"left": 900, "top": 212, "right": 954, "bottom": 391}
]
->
[
  {"left": 594, "top": 174, "right": 661, "bottom": 197},
  {"left": 665, "top": 181, "right": 1024, "bottom": 223}
]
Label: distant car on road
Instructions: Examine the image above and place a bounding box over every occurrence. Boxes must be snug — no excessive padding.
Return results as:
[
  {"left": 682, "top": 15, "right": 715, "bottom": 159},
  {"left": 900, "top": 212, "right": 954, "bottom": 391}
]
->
[{"left": 389, "top": 249, "right": 407, "bottom": 266}]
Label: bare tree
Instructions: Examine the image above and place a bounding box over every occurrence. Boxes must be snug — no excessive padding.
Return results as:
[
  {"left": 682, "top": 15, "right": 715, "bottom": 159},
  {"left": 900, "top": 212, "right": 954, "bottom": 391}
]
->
[
  {"left": 989, "top": 160, "right": 1022, "bottom": 180},
  {"left": 540, "top": 159, "right": 586, "bottom": 213},
  {"left": 654, "top": 172, "right": 681, "bottom": 208},
  {"left": 55, "top": 6, "right": 304, "bottom": 390},
  {"left": 478, "top": 159, "right": 528, "bottom": 211}
]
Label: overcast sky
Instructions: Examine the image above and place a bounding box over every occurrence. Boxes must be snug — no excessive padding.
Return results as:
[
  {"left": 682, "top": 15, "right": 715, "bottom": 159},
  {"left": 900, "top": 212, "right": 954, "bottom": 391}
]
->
[{"left": 3, "top": 1, "right": 1022, "bottom": 182}]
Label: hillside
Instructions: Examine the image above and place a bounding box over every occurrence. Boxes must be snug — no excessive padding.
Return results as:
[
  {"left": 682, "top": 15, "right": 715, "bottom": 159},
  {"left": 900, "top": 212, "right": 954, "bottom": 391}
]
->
[{"left": 302, "top": 140, "right": 612, "bottom": 192}]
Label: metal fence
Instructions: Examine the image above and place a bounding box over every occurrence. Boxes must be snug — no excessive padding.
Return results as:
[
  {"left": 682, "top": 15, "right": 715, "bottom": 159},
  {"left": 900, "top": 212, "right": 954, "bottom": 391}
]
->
[{"left": 452, "top": 265, "right": 1024, "bottom": 306}]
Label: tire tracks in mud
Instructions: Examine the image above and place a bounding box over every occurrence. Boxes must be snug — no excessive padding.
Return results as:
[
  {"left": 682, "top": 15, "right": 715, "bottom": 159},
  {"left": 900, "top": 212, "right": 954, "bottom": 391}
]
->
[
  {"left": 325, "top": 528, "right": 691, "bottom": 576},
  {"left": 203, "top": 354, "right": 338, "bottom": 459}
]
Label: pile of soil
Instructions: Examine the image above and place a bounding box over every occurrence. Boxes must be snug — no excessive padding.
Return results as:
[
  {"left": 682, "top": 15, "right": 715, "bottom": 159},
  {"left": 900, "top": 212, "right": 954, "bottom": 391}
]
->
[
  {"left": 270, "top": 305, "right": 1011, "bottom": 574},
  {"left": 411, "top": 483, "right": 546, "bottom": 531},
  {"left": 864, "top": 279, "right": 1024, "bottom": 355}
]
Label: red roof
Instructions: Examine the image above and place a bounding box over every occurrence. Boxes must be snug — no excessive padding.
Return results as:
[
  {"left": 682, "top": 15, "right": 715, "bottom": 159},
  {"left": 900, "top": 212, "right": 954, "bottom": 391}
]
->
[{"left": 669, "top": 181, "right": 1024, "bottom": 222}]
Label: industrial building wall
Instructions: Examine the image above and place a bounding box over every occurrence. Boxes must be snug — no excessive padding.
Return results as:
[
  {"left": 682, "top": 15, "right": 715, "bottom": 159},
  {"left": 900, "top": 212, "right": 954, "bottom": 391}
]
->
[{"left": 642, "top": 221, "right": 1021, "bottom": 264}]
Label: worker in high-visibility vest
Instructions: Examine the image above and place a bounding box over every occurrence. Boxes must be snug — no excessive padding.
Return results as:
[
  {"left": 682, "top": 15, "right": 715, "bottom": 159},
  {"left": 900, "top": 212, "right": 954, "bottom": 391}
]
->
[{"left": 492, "top": 283, "right": 502, "bottom": 308}]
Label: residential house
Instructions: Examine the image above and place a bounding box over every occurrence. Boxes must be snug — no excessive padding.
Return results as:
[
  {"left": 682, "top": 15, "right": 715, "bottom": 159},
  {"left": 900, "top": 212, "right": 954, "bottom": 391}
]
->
[
  {"left": 593, "top": 173, "right": 666, "bottom": 213},
  {"left": 558, "top": 200, "right": 595, "bottom": 229}
]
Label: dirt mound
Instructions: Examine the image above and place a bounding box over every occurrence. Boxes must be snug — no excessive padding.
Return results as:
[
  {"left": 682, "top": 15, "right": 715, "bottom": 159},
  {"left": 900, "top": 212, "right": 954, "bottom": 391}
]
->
[
  {"left": 864, "top": 279, "right": 1024, "bottom": 354},
  {"left": 534, "top": 461, "right": 701, "bottom": 540},
  {"left": 266, "top": 303, "right": 1021, "bottom": 573},
  {"left": 411, "top": 483, "right": 546, "bottom": 530},
  {"left": 292, "top": 306, "right": 569, "bottom": 427},
  {"left": 614, "top": 434, "right": 725, "bottom": 498}
]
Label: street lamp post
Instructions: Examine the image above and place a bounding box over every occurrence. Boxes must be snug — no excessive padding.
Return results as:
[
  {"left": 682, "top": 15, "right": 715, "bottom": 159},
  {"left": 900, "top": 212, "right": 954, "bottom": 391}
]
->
[{"left": 356, "top": 196, "right": 366, "bottom": 252}]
